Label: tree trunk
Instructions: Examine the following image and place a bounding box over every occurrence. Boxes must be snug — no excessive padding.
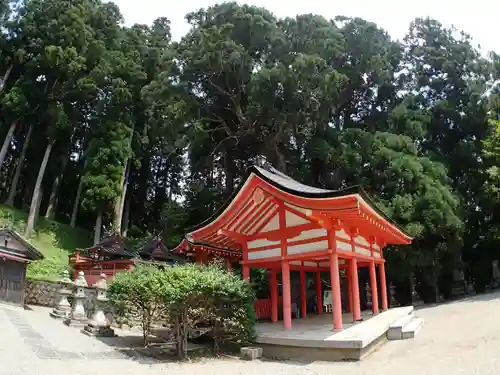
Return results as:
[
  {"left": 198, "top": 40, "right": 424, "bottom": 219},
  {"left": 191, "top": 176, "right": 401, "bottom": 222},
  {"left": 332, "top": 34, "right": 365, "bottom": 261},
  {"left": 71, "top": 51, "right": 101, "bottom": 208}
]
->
[
  {"left": 94, "top": 211, "right": 103, "bottom": 245},
  {"left": 25, "top": 140, "right": 54, "bottom": 237},
  {"left": 0, "top": 122, "right": 16, "bottom": 169},
  {"left": 44, "top": 155, "right": 69, "bottom": 219},
  {"left": 6, "top": 125, "right": 33, "bottom": 207},
  {"left": 121, "top": 195, "right": 130, "bottom": 237},
  {"left": 113, "top": 162, "right": 129, "bottom": 233},
  {"left": 33, "top": 187, "right": 43, "bottom": 227},
  {"left": 223, "top": 150, "right": 235, "bottom": 198},
  {"left": 70, "top": 177, "right": 84, "bottom": 228},
  {"left": 0, "top": 63, "right": 13, "bottom": 94}
]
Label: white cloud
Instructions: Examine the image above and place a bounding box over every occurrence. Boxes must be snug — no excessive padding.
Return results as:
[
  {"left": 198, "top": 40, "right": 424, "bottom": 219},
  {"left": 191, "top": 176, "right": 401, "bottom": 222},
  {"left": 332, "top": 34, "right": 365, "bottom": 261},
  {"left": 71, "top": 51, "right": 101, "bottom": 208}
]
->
[{"left": 113, "top": 0, "right": 500, "bottom": 54}]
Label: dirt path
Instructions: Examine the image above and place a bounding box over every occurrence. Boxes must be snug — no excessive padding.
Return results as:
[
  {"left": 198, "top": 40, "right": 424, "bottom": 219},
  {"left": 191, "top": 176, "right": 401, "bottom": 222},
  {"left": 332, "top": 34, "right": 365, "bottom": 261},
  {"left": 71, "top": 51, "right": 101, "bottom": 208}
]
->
[{"left": 1, "top": 292, "right": 500, "bottom": 375}]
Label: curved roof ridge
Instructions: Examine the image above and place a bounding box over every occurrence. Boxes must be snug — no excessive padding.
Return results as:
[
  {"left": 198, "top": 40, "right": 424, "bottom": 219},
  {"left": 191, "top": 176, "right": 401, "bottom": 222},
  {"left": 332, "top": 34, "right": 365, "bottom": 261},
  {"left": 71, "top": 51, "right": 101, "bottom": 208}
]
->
[{"left": 185, "top": 164, "right": 412, "bottom": 241}]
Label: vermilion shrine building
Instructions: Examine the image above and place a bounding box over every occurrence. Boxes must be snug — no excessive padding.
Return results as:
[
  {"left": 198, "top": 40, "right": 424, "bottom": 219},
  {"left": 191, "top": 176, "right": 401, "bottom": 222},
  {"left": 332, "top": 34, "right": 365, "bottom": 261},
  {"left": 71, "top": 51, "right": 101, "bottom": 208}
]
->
[
  {"left": 174, "top": 165, "right": 412, "bottom": 330},
  {"left": 70, "top": 233, "right": 185, "bottom": 284}
]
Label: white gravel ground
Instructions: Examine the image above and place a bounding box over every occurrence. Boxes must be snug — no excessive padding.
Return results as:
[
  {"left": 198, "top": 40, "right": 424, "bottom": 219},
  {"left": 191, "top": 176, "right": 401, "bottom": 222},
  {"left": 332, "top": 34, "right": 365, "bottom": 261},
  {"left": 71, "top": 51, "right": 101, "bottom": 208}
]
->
[{"left": 2, "top": 292, "right": 500, "bottom": 375}]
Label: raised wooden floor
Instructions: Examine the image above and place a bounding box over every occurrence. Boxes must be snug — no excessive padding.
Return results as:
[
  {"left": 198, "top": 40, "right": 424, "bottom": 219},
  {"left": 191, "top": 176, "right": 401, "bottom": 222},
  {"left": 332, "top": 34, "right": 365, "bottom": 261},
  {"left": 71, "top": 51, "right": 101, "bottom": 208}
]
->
[{"left": 255, "top": 306, "right": 416, "bottom": 361}]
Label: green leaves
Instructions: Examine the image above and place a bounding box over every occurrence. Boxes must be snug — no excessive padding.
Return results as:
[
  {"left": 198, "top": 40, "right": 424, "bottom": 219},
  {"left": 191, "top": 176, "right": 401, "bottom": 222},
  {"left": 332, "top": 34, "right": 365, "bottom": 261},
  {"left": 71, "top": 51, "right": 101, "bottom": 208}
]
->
[{"left": 107, "top": 264, "right": 256, "bottom": 352}]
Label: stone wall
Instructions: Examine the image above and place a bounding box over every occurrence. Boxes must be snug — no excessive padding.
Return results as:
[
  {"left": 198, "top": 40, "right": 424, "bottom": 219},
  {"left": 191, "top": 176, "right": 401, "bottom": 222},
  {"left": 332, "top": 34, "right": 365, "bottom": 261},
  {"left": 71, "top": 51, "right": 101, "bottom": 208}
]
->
[
  {"left": 24, "top": 280, "right": 59, "bottom": 307},
  {"left": 24, "top": 280, "right": 97, "bottom": 313}
]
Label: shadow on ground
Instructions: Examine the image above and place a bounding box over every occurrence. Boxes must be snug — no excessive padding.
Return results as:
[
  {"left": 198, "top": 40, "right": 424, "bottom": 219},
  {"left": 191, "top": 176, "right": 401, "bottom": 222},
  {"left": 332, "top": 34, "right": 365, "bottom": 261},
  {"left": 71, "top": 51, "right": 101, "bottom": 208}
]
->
[
  {"left": 95, "top": 331, "right": 211, "bottom": 363},
  {"left": 414, "top": 289, "right": 500, "bottom": 312}
]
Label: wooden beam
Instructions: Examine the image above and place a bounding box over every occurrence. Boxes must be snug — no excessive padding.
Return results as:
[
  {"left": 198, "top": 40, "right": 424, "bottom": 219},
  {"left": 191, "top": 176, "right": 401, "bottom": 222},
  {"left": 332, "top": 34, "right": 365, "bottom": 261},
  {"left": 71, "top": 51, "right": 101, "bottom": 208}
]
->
[{"left": 216, "top": 229, "right": 245, "bottom": 242}]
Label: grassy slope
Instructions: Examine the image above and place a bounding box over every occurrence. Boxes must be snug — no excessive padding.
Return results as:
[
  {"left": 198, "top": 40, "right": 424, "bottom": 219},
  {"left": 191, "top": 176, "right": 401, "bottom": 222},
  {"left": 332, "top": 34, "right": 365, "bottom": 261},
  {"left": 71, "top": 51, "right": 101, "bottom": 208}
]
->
[{"left": 0, "top": 205, "right": 92, "bottom": 282}]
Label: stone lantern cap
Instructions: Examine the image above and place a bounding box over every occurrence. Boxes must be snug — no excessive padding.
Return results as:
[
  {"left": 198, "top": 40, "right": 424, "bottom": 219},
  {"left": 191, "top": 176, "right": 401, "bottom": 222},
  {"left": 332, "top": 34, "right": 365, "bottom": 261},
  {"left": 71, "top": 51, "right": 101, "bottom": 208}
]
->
[
  {"left": 74, "top": 271, "right": 88, "bottom": 288},
  {"left": 93, "top": 273, "right": 108, "bottom": 291},
  {"left": 59, "top": 269, "right": 73, "bottom": 285}
]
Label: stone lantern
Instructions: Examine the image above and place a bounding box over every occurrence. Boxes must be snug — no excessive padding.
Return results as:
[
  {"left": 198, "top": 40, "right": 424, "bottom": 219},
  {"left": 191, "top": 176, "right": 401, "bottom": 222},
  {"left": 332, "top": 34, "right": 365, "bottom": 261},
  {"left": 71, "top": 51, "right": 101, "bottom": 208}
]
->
[
  {"left": 49, "top": 270, "right": 73, "bottom": 319},
  {"left": 64, "top": 271, "right": 88, "bottom": 327},
  {"left": 82, "top": 273, "right": 115, "bottom": 337}
]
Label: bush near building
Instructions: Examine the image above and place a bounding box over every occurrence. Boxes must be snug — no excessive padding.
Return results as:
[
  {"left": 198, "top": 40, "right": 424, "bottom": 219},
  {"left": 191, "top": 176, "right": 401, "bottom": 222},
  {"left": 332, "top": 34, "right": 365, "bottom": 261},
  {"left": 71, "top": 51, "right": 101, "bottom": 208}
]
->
[{"left": 108, "top": 263, "right": 256, "bottom": 358}]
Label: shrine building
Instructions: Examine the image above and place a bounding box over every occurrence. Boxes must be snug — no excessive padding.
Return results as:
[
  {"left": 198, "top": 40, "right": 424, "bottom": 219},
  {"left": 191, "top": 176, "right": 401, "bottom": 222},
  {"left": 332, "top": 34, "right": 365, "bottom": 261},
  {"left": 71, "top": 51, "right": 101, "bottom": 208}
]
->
[
  {"left": 174, "top": 165, "right": 412, "bottom": 330},
  {"left": 70, "top": 233, "right": 185, "bottom": 284}
]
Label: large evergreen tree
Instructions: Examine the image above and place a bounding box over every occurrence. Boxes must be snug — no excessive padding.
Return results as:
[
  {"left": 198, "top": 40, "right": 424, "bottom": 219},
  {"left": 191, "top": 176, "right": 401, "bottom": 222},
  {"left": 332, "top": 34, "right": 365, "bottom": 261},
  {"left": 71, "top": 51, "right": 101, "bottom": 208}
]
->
[{"left": 0, "top": 0, "right": 499, "bottom": 301}]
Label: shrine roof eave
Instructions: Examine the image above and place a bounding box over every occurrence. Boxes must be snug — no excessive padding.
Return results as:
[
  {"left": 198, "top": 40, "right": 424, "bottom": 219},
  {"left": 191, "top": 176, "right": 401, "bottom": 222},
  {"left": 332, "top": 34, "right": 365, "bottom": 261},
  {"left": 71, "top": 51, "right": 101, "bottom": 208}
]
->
[
  {"left": 185, "top": 165, "right": 413, "bottom": 244},
  {"left": 172, "top": 238, "right": 242, "bottom": 258},
  {"left": 0, "top": 229, "right": 44, "bottom": 261},
  {"left": 0, "top": 250, "right": 31, "bottom": 263}
]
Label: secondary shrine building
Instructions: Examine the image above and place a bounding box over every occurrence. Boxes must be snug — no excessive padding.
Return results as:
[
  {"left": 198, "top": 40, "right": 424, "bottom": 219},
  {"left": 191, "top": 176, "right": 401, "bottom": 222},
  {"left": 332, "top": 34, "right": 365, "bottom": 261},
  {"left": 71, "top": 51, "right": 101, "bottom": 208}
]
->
[
  {"left": 70, "top": 233, "right": 186, "bottom": 284},
  {"left": 175, "top": 165, "right": 412, "bottom": 330}
]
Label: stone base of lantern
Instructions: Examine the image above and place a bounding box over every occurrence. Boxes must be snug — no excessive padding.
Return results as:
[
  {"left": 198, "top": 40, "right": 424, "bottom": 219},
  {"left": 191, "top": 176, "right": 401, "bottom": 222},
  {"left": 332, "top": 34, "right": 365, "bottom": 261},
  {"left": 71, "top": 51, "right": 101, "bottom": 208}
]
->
[
  {"left": 49, "top": 306, "right": 71, "bottom": 319},
  {"left": 82, "top": 322, "right": 116, "bottom": 337},
  {"left": 63, "top": 317, "right": 88, "bottom": 328}
]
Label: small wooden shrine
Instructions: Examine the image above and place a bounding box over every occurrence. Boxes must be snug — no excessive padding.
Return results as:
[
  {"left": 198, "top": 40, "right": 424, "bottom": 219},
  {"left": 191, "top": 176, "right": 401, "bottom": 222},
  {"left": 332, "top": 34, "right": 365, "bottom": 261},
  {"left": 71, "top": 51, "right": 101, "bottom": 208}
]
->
[
  {"left": 69, "top": 233, "right": 184, "bottom": 284},
  {"left": 0, "top": 229, "right": 44, "bottom": 306}
]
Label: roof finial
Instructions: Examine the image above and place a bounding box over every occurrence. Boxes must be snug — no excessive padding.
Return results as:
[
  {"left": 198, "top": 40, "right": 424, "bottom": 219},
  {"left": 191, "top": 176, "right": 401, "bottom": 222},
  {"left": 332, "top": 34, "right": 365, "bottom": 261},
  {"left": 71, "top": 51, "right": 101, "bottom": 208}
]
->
[{"left": 256, "top": 154, "right": 272, "bottom": 170}]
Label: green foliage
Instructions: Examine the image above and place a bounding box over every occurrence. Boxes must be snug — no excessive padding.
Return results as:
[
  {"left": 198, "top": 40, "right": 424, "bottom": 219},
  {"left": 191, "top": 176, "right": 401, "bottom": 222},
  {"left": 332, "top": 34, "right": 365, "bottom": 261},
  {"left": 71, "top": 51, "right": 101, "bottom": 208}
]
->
[
  {"left": 0, "top": 205, "right": 91, "bottom": 282},
  {"left": 1, "top": 0, "right": 500, "bottom": 305},
  {"left": 108, "top": 265, "right": 167, "bottom": 346},
  {"left": 81, "top": 120, "right": 131, "bottom": 212},
  {"left": 483, "top": 120, "right": 500, "bottom": 200},
  {"left": 161, "top": 263, "right": 255, "bottom": 357},
  {"left": 107, "top": 263, "right": 256, "bottom": 357}
]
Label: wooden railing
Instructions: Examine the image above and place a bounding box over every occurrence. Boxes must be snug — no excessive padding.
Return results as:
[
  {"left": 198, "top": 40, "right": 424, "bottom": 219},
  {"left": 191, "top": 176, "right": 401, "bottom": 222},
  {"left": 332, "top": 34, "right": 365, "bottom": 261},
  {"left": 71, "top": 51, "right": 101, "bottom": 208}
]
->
[{"left": 254, "top": 296, "right": 283, "bottom": 320}]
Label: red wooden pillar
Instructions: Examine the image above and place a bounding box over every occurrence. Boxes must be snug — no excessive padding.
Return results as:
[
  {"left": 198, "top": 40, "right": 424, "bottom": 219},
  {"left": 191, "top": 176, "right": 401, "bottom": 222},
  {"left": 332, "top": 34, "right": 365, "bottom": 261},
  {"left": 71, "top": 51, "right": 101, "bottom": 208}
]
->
[
  {"left": 242, "top": 265, "right": 250, "bottom": 281},
  {"left": 380, "top": 262, "right": 388, "bottom": 310},
  {"left": 225, "top": 258, "right": 233, "bottom": 271},
  {"left": 315, "top": 271, "right": 323, "bottom": 313},
  {"left": 347, "top": 266, "right": 353, "bottom": 313},
  {"left": 300, "top": 270, "right": 307, "bottom": 318},
  {"left": 329, "top": 253, "right": 343, "bottom": 330},
  {"left": 349, "top": 257, "right": 361, "bottom": 321},
  {"left": 270, "top": 269, "right": 278, "bottom": 322},
  {"left": 195, "top": 251, "right": 202, "bottom": 265},
  {"left": 281, "top": 260, "right": 292, "bottom": 329},
  {"left": 242, "top": 241, "right": 250, "bottom": 281},
  {"left": 369, "top": 261, "right": 379, "bottom": 313}
]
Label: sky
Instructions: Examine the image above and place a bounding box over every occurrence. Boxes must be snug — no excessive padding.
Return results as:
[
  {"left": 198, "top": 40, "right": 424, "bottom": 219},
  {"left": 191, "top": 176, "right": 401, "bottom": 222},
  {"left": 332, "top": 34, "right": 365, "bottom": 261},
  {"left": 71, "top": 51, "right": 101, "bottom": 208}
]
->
[{"left": 112, "top": 0, "right": 500, "bottom": 54}]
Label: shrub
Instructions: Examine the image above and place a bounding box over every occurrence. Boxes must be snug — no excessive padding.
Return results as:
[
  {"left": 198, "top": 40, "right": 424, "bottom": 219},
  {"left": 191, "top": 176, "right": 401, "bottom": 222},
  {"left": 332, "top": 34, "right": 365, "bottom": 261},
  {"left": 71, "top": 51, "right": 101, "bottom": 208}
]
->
[
  {"left": 107, "top": 263, "right": 256, "bottom": 358},
  {"left": 107, "top": 265, "right": 168, "bottom": 346},
  {"left": 161, "top": 263, "right": 256, "bottom": 357}
]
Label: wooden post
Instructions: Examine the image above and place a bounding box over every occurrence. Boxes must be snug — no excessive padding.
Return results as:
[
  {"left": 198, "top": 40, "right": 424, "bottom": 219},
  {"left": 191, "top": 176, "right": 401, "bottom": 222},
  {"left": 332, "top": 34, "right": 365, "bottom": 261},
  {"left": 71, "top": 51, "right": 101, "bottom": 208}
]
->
[
  {"left": 329, "top": 253, "right": 343, "bottom": 330},
  {"left": 278, "top": 204, "right": 292, "bottom": 328},
  {"left": 225, "top": 258, "right": 233, "bottom": 271},
  {"left": 315, "top": 271, "right": 323, "bottom": 314},
  {"left": 195, "top": 251, "right": 202, "bottom": 265},
  {"left": 347, "top": 265, "right": 353, "bottom": 313},
  {"left": 281, "top": 260, "right": 292, "bottom": 329},
  {"left": 349, "top": 257, "right": 361, "bottom": 321},
  {"left": 243, "top": 265, "right": 250, "bottom": 281},
  {"left": 369, "top": 261, "right": 379, "bottom": 313},
  {"left": 379, "top": 262, "right": 388, "bottom": 310},
  {"left": 300, "top": 270, "right": 307, "bottom": 318},
  {"left": 270, "top": 269, "right": 278, "bottom": 322},
  {"left": 242, "top": 241, "right": 250, "bottom": 281}
]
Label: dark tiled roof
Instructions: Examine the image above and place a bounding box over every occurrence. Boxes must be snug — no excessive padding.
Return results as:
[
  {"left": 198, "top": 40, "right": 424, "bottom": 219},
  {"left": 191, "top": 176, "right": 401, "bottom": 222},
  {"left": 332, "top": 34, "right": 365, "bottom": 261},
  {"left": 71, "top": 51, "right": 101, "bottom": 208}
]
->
[
  {"left": 136, "top": 235, "right": 187, "bottom": 263},
  {"left": 186, "top": 164, "right": 411, "bottom": 239},
  {"left": 254, "top": 165, "right": 333, "bottom": 194},
  {"left": 0, "top": 229, "right": 44, "bottom": 261},
  {"left": 137, "top": 235, "right": 166, "bottom": 257},
  {"left": 83, "top": 233, "right": 135, "bottom": 257}
]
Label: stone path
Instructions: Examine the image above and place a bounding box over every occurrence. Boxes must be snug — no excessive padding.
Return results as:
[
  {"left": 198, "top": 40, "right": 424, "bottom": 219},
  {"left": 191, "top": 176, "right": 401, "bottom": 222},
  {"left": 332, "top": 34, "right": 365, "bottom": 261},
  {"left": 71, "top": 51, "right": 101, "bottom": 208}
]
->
[{"left": 2, "top": 293, "right": 500, "bottom": 374}]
